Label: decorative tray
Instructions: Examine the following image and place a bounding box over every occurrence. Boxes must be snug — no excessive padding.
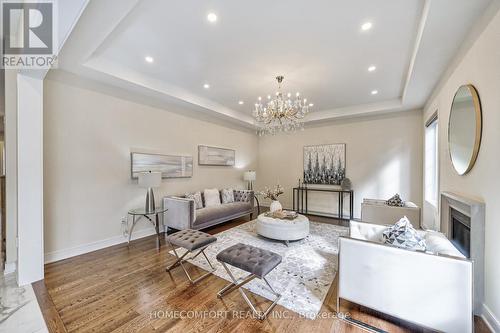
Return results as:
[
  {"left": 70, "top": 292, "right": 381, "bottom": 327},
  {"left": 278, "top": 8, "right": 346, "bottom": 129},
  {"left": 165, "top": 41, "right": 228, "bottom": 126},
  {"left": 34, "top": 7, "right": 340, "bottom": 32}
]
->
[{"left": 265, "top": 210, "right": 298, "bottom": 220}]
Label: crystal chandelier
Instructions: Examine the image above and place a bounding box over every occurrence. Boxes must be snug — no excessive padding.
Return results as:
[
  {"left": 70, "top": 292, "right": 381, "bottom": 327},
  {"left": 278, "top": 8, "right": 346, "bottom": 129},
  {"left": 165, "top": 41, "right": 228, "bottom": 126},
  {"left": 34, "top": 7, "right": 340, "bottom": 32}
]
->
[{"left": 253, "top": 76, "right": 312, "bottom": 136}]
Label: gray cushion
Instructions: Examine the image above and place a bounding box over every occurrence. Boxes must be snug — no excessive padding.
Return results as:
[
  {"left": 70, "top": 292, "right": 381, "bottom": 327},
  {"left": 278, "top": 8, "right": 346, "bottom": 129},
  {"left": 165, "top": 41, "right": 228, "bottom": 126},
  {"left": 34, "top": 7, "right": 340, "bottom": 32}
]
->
[
  {"left": 185, "top": 191, "right": 203, "bottom": 209},
  {"left": 193, "top": 202, "right": 252, "bottom": 227},
  {"left": 216, "top": 243, "right": 282, "bottom": 278},
  {"left": 234, "top": 190, "right": 253, "bottom": 202},
  {"left": 167, "top": 229, "right": 216, "bottom": 251}
]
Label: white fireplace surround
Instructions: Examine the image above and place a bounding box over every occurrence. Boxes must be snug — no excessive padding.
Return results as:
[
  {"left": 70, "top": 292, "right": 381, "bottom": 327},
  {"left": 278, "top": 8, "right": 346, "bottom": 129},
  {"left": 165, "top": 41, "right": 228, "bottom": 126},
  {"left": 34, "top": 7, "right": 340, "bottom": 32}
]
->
[{"left": 440, "top": 192, "right": 485, "bottom": 315}]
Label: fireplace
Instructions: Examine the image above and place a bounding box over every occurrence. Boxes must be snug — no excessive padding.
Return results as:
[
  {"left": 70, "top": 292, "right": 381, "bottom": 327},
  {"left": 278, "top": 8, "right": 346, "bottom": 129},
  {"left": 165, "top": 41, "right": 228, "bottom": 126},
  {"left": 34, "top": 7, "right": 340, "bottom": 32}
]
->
[
  {"left": 450, "top": 208, "right": 471, "bottom": 258},
  {"left": 441, "top": 192, "right": 484, "bottom": 315}
]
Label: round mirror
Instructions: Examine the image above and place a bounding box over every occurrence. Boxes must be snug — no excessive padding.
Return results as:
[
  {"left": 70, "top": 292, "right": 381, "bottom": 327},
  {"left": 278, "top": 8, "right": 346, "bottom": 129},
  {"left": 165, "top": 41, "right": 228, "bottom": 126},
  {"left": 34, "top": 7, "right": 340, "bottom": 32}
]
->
[{"left": 448, "top": 84, "right": 482, "bottom": 175}]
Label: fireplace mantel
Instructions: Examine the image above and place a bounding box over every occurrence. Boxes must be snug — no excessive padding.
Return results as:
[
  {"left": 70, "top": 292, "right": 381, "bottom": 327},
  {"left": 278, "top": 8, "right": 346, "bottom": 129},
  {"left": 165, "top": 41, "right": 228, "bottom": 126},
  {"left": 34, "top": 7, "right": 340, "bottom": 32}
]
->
[{"left": 440, "top": 191, "right": 485, "bottom": 315}]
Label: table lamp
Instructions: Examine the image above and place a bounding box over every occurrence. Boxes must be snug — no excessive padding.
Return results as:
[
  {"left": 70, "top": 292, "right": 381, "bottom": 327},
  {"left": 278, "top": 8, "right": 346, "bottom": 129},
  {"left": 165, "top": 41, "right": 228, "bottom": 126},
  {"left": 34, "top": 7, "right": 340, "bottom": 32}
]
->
[
  {"left": 243, "top": 171, "right": 256, "bottom": 190},
  {"left": 138, "top": 171, "right": 162, "bottom": 212}
]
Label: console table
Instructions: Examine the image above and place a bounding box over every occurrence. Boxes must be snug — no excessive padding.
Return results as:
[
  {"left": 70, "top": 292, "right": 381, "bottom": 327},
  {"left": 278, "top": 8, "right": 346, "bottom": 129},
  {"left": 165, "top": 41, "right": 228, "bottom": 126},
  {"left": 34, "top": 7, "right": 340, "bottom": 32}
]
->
[{"left": 292, "top": 187, "right": 354, "bottom": 220}]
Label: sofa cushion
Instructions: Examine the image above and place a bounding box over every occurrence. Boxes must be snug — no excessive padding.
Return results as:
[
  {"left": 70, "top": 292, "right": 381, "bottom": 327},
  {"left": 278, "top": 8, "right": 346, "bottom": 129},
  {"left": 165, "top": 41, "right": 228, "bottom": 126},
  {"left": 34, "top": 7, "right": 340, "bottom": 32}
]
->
[
  {"left": 204, "top": 188, "right": 221, "bottom": 207},
  {"left": 382, "top": 216, "right": 426, "bottom": 251},
  {"left": 167, "top": 229, "right": 216, "bottom": 251},
  {"left": 193, "top": 202, "right": 252, "bottom": 227},
  {"left": 425, "top": 231, "right": 465, "bottom": 258},
  {"left": 221, "top": 188, "right": 235, "bottom": 203},
  {"left": 216, "top": 243, "right": 282, "bottom": 278},
  {"left": 350, "top": 221, "right": 385, "bottom": 242},
  {"left": 186, "top": 191, "right": 203, "bottom": 209}
]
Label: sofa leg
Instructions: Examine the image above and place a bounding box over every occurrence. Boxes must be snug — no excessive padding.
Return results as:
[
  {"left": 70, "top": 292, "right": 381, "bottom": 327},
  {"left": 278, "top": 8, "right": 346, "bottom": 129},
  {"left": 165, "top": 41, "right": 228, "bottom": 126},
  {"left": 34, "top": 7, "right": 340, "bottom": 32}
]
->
[{"left": 250, "top": 213, "right": 253, "bottom": 220}]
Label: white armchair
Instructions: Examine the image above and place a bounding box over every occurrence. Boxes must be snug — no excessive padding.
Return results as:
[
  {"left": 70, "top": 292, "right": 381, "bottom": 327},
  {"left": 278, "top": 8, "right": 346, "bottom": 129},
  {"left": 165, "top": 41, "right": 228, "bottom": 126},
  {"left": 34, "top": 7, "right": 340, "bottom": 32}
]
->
[
  {"left": 361, "top": 199, "right": 421, "bottom": 228},
  {"left": 338, "top": 221, "right": 473, "bottom": 333}
]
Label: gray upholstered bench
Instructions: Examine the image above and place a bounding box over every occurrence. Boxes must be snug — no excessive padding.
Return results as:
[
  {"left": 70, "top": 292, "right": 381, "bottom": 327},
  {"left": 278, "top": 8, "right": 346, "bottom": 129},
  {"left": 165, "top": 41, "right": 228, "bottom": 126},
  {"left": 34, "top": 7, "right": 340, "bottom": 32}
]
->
[
  {"left": 166, "top": 229, "right": 217, "bottom": 284},
  {"left": 216, "top": 243, "right": 282, "bottom": 320}
]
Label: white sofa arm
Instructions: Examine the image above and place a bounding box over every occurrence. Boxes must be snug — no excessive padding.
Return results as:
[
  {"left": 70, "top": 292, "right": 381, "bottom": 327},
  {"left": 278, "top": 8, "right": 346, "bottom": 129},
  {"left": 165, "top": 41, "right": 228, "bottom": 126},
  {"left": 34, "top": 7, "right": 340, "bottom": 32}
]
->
[
  {"left": 338, "top": 236, "right": 473, "bottom": 332},
  {"left": 163, "top": 196, "right": 195, "bottom": 230}
]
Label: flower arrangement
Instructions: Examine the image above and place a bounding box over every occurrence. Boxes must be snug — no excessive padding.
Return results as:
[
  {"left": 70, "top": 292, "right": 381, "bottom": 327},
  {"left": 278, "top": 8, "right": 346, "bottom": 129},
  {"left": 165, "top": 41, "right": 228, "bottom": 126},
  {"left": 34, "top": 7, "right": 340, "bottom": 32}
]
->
[{"left": 259, "top": 184, "right": 284, "bottom": 201}]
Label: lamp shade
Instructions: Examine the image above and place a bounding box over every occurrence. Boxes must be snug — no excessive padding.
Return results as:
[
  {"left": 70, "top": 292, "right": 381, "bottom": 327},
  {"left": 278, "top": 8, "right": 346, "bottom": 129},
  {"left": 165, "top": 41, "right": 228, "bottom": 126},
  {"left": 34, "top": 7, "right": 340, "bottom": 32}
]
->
[
  {"left": 243, "top": 171, "right": 256, "bottom": 181},
  {"left": 138, "top": 171, "right": 162, "bottom": 188}
]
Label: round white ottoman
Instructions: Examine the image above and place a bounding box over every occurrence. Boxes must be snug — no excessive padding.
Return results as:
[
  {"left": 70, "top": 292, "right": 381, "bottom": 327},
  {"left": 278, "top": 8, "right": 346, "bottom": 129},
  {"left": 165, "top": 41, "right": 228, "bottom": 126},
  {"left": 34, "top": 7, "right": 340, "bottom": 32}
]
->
[{"left": 256, "top": 213, "right": 309, "bottom": 245}]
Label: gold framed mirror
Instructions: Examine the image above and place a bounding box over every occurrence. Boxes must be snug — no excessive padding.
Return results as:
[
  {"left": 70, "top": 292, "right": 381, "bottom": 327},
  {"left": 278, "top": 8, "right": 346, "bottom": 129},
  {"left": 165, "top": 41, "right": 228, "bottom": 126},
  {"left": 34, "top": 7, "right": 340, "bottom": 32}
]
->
[{"left": 448, "top": 84, "right": 482, "bottom": 175}]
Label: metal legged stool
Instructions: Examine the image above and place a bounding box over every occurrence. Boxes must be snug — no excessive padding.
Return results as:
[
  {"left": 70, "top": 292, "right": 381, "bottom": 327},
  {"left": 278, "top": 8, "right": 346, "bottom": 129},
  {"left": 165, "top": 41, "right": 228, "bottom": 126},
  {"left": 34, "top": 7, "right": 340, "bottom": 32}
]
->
[
  {"left": 166, "top": 229, "right": 217, "bottom": 284},
  {"left": 216, "top": 243, "right": 282, "bottom": 320}
]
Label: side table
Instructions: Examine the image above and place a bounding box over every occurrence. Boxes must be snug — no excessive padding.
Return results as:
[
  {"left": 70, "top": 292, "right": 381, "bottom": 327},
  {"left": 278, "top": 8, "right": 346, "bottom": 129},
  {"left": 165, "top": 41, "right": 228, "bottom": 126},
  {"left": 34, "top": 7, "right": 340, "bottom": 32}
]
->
[{"left": 127, "top": 207, "right": 168, "bottom": 247}]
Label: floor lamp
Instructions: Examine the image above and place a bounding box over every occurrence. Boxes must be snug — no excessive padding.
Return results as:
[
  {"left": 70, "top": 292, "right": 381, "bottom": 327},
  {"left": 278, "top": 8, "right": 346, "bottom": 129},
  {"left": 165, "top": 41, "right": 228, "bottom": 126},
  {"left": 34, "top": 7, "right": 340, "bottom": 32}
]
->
[{"left": 138, "top": 171, "right": 162, "bottom": 212}]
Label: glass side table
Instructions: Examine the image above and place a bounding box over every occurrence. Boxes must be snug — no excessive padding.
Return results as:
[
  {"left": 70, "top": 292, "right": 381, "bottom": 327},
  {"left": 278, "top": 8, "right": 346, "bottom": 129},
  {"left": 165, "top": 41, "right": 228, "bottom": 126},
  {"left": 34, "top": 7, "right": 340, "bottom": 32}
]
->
[{"left": 127, "top": 207, "right": 168, "bottom": 247}]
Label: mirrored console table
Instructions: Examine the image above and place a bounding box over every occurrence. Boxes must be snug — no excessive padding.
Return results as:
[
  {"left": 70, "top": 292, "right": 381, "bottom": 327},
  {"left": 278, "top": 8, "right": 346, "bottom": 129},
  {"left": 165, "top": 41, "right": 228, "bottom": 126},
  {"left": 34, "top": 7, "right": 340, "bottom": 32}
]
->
[{"left": 292, "top": 187, "right": 353, "bottom": 220}]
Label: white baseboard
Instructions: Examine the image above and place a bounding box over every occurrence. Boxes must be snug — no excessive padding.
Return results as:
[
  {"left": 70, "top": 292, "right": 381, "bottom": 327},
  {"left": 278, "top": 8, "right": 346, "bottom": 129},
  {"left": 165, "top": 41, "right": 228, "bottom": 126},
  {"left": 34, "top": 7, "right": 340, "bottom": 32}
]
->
[
  {"left": 3, "top": 262, "right": 16, "bottom": 275},
  {"left": 44, "top": 227, "right": 165, "bottom": 264},
  {"left": 482, "top": 303, "right": 500, "bottom": 333}
]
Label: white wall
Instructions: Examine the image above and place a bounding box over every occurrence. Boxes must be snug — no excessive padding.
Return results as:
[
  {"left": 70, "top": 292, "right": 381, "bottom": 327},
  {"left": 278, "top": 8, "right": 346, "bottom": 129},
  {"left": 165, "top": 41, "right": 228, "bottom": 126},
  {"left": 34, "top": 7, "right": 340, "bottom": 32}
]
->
[
  {"left": 43, "top": 77, "right": 259, "bottom": 261},
  {"left": 4, "top": 70, "right": 18, "bottom": 274},
  {"left": 258, "top": 111, "right": 423, "bottom": 219},
  {"left": 423, "top": 8, "right": 500, "bottom": 329},
  {"left": 17, "top": 74, "right": 44, "bottom": 285}
]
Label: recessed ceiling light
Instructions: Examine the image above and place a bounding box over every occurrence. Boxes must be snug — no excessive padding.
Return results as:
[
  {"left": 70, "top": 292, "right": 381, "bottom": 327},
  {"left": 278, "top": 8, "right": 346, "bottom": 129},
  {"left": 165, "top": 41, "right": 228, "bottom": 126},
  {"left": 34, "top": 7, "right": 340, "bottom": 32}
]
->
[
  {"left": 238, "top": 101, "right": 244, "bottom": 105},
  {"left": 203, "top": 83, "right": 210, "bottom": 89},
  {"left": 145, "top": 56, "right": 154, "bottom": 63},
  {"left": 361, "top": 22, "right": 373, "bottom": 31},
  {"left": 371, "top": 90, "right": 378, "bottom": 95},
  {"left": 368, "top": 65, "right": 377, "bottom": 72},
  {"left": 207, "top": 12, "right": 217, "bottom": 23}
]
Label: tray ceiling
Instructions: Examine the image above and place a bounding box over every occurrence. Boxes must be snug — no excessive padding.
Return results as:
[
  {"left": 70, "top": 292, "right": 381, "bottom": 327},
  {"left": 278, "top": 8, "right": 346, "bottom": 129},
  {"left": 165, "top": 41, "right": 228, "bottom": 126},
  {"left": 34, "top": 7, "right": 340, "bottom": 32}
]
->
[{"left": 54, "top": 0, "right": 494, "bottom": 128}]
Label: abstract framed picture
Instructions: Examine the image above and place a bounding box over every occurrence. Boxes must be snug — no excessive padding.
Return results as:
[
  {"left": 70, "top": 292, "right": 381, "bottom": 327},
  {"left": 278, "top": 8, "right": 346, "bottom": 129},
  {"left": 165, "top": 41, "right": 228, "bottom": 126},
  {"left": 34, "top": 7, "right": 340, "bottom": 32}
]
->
[
  {"left": 303, "top": 144, "right": 346, "bottom": 185},
  {"left": 131, "top": 152, "right": 193, "bottom": 179},
  {"left": 198, "top": 145, "right": 235, "bottom": 166}
]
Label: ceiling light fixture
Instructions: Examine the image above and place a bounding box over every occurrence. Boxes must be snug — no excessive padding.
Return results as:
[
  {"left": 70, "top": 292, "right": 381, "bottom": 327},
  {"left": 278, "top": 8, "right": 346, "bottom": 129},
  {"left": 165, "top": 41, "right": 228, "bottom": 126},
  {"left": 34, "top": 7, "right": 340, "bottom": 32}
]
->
[
  {"left": 368, "top": 65, "right": 376, "bottom": 72},
  {"left": 361, "top": 22, "right": 373, "bottom": 31},
  {"left": 203, "top": 83, "right": 210, "bottom": 89},
  {"left": 145, "top": 56, "right": 154, "bottom": 63},
  {"left": 238, "top": 101, "right": 244, "bottom": 105},
  {"left": 253, "top": 75, "right": 312, "bottom": 136},
  {"left": 207, "top": 12, "right": 217, "bottom": 23},
  {"left": 371, "top": 90, "right": 378, "bottom": 95}
]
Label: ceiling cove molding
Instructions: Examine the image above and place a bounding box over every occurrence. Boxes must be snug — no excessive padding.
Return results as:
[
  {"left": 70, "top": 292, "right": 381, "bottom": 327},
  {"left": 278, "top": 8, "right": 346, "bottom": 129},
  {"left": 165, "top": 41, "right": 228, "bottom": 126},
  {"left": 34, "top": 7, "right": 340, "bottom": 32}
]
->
[
  {"left": 423, "top": 0, "right": 500, "bottom": 111},
  {"left": 82, "top": 58, "right": 255, "bottom": 126},
  {"left": 401, "top": 0, "right": 431, "bottom": 103},
  {"left": 77, "top": 1, "right": 429, "bottom": 126},
  {"left": 54, "top": 0, "right": 491, "bottom": 129},
  {"left": 306, "top": 99, "right": 403, "bottom": 123}
]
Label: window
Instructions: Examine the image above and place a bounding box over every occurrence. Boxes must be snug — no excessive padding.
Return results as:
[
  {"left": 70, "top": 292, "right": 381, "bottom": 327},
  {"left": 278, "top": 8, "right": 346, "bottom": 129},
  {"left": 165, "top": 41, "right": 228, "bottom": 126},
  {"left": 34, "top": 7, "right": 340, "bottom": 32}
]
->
[{"left": 425, "top": 114, "right": 438, "bottom": 207}]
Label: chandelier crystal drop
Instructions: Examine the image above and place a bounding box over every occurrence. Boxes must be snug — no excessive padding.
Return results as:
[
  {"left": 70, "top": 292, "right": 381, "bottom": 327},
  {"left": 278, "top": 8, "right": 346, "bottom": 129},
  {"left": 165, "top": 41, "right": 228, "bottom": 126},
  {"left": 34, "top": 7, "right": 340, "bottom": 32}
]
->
[{"left": 253, "top": 76, "right": 312, "bottom": 136}]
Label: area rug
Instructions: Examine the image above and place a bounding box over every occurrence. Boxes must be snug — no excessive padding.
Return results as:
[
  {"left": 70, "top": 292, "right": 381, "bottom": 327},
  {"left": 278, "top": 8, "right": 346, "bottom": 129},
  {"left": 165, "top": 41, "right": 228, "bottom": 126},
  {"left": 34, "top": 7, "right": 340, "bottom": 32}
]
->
[{"left": 171, "top": 220, "right": 348, "bottom": 317}]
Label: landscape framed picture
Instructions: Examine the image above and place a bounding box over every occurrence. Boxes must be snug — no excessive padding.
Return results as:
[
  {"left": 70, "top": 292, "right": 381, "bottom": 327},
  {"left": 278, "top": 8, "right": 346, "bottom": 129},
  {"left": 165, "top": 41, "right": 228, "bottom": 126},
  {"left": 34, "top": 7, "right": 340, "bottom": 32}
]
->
[
  {"left": 198, "top": 145, "right": 235, "bottom": 166},
  {"left": 303, "top": 144, "right": 346, "bottom": 185},
  {"left": 131, "top": 152, "right": 193, "bottom": 179}
]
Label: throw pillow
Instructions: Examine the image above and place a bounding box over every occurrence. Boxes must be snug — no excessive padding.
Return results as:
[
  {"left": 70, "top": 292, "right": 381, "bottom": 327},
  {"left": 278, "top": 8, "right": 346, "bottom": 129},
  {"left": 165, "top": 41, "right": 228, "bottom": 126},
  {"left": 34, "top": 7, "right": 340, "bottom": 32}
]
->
[
  {"left": 386, "top": 193, "right": 405, "bottom": 207},
  {"left": 382, "top": 216, "right": 426, "bottom": 251},
  {"left": 221, "top": 189, "right": 235, "bottom": 204},
  {"left": 204, "top": 188, "right": 221, "bottom": 207},
  {"left": 185, "top": 191, "right": 203, "bottom": 209}
]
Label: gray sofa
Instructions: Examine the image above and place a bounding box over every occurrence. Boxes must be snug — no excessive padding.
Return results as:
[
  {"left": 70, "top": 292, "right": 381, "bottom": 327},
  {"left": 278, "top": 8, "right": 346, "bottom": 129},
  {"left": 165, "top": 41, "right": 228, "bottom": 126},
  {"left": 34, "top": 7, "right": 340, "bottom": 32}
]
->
[{"left": 163, "top": 190, "right": 254, "bottom": 231}]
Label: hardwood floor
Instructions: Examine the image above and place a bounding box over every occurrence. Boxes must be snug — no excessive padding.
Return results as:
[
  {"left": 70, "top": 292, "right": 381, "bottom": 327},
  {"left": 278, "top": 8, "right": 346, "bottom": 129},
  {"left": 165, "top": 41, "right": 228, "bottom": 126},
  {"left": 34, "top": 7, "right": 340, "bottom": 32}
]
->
[{"left": 34, "top": 212, "right": 490, "bottom": 333}]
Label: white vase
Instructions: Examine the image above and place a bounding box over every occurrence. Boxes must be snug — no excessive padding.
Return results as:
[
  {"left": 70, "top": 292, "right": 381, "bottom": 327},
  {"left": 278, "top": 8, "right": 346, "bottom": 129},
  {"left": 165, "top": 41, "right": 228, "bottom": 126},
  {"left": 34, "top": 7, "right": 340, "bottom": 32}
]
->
[{"left": 270, "top": 200, "right": 282, "bottom": 213}]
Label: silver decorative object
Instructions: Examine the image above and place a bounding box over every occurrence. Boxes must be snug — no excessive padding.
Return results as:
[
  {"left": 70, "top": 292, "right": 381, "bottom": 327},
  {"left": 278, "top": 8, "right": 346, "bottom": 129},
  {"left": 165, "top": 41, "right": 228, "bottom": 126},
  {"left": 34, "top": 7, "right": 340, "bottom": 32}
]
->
[{"left": 341, "top": 178, "right": 352, "bottom": 190}]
